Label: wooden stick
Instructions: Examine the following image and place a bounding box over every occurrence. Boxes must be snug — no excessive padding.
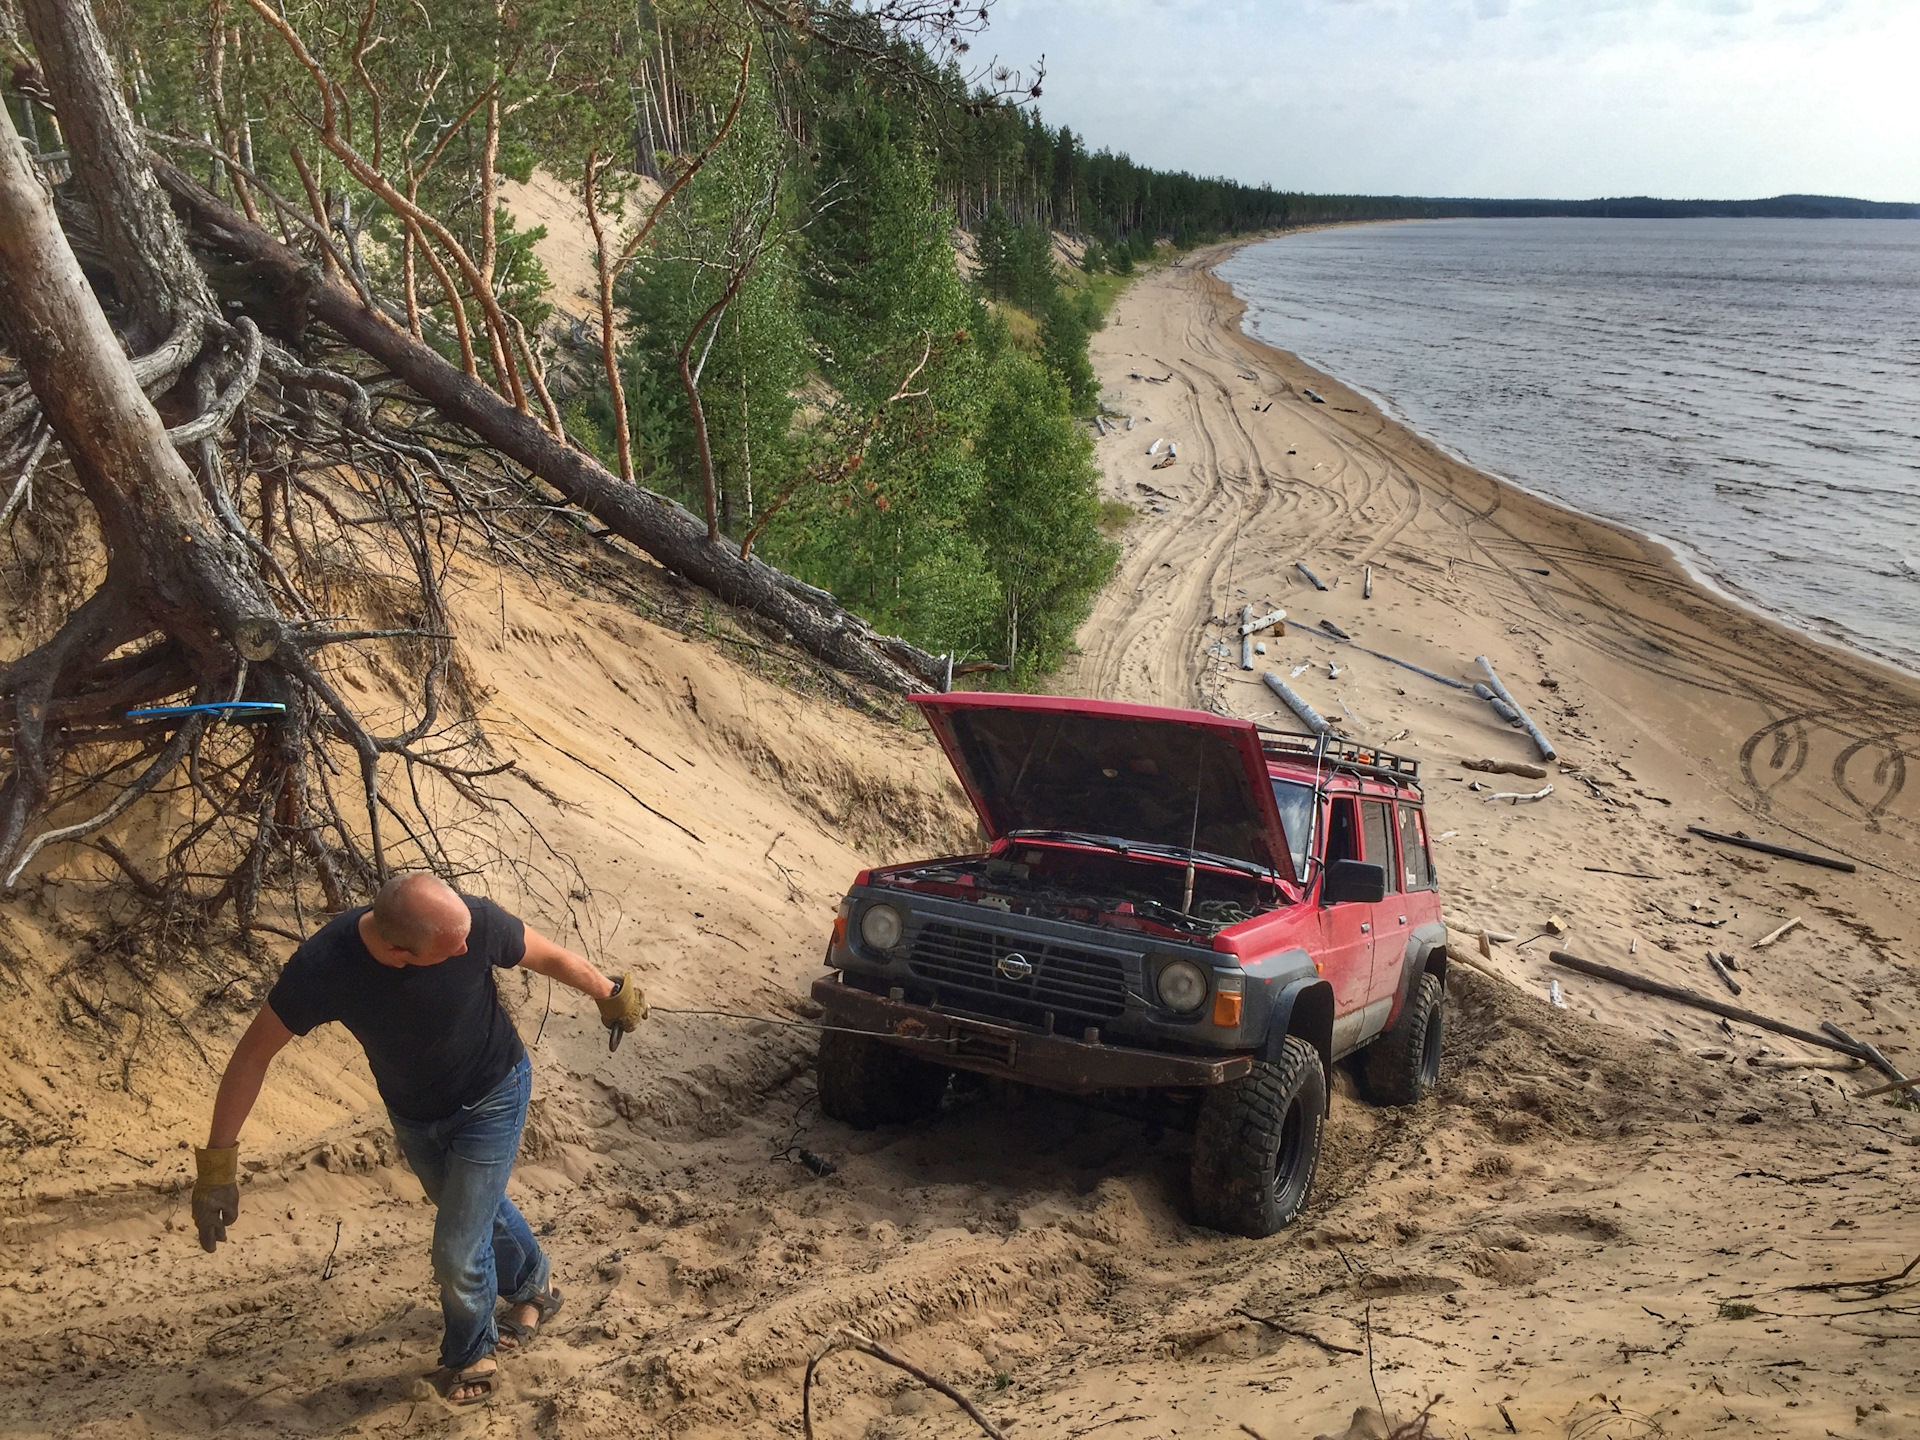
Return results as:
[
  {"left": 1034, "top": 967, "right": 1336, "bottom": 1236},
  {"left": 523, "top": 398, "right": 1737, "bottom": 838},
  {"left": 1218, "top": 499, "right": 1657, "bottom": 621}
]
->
[
  {"left": 1706, "top": 952, "right": 1742, "bottom": 996},
  {"left": 1855, "top": 1074, "right": 1920, "bottom": 1100},
  {"left": 804, "top": 1329, "right": 1006, "bottom": 1440},
  {"left": 1240, "top": 605, "right": 1254, "bottom": 671},
  {"left": 1296, "top": 561, "right": 1328, "bottom": 591},
  {"left": 1363, "top": 566, "right": 1373, "bottom": 599},
  {"left": 1754, "top": 916, "right": 1804, "bottom": 948},
  {"left": 1752, "top": 1056, "right": 1862, "bottom": 1073},
  {"left": 1300, "top": 624, "right": 1468, "bottom": 690},
  {"left": 1821, "top": 1021, "right": 1914, "bottom": 1099},
  {"left": 1476, "top": 656, "right": 1557, "bottom": 761},
  {"left": 1231, "top": 1308, "right": 1363, "bottom": 1357},
  {"left": 1445, "top": 942, "right": 1516, "bottom": 986},
  {"left": 1239, "top": 606, "right": 1287, "bottom": 636},
  {"left": 1546, "top": 950, "right": 1866, "bottom": 1058},
  {"left": 1687, "top": 827, "right": 1855, "bottom": 873}
]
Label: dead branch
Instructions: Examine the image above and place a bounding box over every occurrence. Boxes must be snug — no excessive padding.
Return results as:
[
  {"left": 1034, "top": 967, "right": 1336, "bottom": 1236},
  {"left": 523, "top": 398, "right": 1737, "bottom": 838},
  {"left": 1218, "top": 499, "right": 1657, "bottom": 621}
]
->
[
  {"left": 802, "top": 1327, "right": 1007, "bottom": 1440},
  {"left": 1231, "top": 1307, "right": 1363, "bottom": 1357}
]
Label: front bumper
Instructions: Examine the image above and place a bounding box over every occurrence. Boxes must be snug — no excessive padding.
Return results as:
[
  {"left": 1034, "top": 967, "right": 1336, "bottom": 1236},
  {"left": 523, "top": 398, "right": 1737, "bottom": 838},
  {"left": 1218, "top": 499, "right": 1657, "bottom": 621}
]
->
[{"left": 812, "top": 975, "right": 1254, "bottom": 1093}]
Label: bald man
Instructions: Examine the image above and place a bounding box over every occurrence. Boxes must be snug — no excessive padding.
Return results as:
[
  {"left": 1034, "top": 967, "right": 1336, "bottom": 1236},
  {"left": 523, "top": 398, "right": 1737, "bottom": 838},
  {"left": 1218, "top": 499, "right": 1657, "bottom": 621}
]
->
[{"left": 193, "top": 873, "right": 645, "bottom": 1405}]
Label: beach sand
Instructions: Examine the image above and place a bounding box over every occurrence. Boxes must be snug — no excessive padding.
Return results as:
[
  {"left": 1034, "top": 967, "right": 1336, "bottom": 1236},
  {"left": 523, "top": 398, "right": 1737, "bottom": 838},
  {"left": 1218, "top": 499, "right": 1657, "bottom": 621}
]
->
[{"left": 5, "top": 241, "right": 1918, "bottom": 1440}]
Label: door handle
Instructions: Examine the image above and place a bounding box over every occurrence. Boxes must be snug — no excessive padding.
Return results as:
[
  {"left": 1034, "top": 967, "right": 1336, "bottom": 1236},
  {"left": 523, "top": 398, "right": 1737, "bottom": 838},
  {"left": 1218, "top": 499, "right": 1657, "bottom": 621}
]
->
[
  {"left": 1398, "top": 915, "right": 1408, "bottom": 925},
  {"left": 1360, "top": 922, "right": 1371, "bottom": 933}
]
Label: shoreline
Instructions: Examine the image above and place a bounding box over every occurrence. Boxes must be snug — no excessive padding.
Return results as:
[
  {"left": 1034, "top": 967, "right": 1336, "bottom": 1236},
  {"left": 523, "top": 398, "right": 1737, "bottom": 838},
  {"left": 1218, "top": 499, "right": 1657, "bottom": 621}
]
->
[
  {"left": 1068, "top": 229, "right": 1920, "bottom": 920},
  {"left": 1212, "top": 228, "right": 1920, "bottom": 687},
  {"left": 1050, "top": 222, "right": 1920, "bottom": 1438}
]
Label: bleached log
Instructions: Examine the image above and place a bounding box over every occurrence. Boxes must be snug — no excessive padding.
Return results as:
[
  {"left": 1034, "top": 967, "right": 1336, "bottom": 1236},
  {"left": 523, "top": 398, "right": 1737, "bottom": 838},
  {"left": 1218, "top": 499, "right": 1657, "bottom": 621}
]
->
[
  {"left": 1475, "top": 656, "right": 1557, "bottom": 761},
  {"left": 1262, "top": 671, "right": 1330, "bottom": 736}
]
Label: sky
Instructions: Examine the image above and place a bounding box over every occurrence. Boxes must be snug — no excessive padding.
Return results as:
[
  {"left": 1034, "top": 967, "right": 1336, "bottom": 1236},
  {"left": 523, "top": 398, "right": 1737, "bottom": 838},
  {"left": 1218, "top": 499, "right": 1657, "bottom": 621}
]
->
[{"left": 973, "top": 0, "right": 1920, "bottom": 202}]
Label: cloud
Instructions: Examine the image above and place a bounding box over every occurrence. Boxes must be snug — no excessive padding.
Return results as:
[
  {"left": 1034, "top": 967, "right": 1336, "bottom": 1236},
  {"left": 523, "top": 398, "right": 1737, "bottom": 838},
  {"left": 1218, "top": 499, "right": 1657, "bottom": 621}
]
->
[{"left": 980, "top": 0, "right": 1918, "bottom": 200}]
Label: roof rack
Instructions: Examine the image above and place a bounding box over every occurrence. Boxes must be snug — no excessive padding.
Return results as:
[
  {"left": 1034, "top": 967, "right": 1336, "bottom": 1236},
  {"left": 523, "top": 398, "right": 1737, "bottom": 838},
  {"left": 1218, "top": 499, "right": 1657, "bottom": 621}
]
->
[{"left": 1258, "top": 731, "right": 1422, "bottom": 789}]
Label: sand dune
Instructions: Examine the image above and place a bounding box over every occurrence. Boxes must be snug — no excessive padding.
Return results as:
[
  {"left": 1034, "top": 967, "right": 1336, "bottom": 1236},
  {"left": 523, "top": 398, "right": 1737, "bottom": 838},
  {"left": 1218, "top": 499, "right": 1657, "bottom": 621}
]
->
[{"left": 4, "top": 244, "right": 1917, "bottom": 1440}]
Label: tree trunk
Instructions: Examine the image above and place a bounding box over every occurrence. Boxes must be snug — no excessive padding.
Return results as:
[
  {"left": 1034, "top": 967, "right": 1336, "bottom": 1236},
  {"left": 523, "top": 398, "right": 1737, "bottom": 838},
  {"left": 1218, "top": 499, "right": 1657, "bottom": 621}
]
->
[
  {"left": 157, "top": 163, "right": 945, "bottom": 696},
  {"left": 20, "top": 0, "right": 218, "bottom": 349},
  {"left": 0, "top": 102, "right": 276, "bottom": 877}
]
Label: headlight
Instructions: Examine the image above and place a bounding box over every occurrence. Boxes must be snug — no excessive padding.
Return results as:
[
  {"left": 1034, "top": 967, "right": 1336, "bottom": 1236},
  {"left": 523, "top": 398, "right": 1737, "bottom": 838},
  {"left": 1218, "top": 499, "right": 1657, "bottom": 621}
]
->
[
  {"left": 859, "top": 903, "right": 903, "bottom": 951},
  {"left": 1155, "top": 959, "right": 1209, "bottom": 1013}
]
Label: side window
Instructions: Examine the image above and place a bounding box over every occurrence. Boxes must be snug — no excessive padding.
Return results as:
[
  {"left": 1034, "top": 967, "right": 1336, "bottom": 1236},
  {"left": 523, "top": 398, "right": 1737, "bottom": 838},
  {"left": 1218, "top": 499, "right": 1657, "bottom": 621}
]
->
[
  {"left": 1398, "top": 804, "right": 1434, "bottom": 890},
  {"left": 1360, "top": 801, "right": 1399, "bottom": 892},
  {"left": 1325, "top": 797, "right": 1359, "bottom": 866}
]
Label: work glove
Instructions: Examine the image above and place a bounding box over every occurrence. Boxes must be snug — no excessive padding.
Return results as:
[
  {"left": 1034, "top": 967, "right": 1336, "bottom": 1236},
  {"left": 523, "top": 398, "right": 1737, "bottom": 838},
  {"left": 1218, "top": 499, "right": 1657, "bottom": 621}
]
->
[
  {"left": 192, "top": 1145, "right": 241, "bottom": 1252},
  {"left": 596, "top": 972, "right": 648, "bottom": 1052}
]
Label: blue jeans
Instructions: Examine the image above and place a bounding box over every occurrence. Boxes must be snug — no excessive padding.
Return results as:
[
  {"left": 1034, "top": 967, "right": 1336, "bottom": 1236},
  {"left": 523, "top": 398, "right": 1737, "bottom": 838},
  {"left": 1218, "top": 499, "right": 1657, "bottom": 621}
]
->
[{"left": 388, "top": 1055, "right": 549, "bottom": 1370}]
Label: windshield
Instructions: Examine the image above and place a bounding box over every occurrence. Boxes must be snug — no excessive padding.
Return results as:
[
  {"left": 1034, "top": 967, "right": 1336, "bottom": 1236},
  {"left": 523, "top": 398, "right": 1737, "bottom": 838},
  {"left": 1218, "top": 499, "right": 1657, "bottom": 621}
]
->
[{"left": 1272, "top": 780, "right": 1315, "bottom": 878}]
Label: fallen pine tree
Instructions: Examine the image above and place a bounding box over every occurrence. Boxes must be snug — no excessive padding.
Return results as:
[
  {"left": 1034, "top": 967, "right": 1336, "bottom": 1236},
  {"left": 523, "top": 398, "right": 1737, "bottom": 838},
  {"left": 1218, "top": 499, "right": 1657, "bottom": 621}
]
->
[{"left": 152, "top": 162, "right": 944, "bottom": 699}]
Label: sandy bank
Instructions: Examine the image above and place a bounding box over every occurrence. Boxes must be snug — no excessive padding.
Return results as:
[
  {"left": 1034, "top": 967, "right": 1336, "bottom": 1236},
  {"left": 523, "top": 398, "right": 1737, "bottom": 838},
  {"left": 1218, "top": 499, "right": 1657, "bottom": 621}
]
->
[{"left": 1051, "top": 238, "right": 1920, "bottom": 1434}]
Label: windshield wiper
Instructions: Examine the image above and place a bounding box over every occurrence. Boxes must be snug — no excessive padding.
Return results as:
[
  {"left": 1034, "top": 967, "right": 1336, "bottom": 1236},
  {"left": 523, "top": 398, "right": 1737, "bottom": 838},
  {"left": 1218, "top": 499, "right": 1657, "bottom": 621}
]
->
[
  {"left": 1123, "top": 840, "right": 1277, "bottom": 882},
  {"left": 1006, "top": 828, "right": 1134, "bottom": 857},
  {"left": 1008, "top": 830, "right": 1277, "bottom": 882}
]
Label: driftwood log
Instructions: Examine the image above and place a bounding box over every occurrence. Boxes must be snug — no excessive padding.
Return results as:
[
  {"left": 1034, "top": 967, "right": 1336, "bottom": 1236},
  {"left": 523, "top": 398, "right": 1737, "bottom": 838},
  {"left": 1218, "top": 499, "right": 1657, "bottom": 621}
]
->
[
  {"left": 1686, "top": 827, "right": 1856, "bottom": 873},
  {"left": 1262, "top": 671, "right": 1331, "bottom": 736},
  {"left": 1547, "top": 950, "right": 1865, "bottom": 1059},
  {"left": 1475, "top": 656, "right": 1556, "bottom": 761}
]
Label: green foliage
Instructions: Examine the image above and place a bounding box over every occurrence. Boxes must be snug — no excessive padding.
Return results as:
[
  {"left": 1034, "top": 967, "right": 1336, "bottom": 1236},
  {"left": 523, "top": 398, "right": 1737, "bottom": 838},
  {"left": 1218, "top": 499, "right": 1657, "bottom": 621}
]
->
[
  {"left": 86, "top": 0, "right": 1142, "bottom": 680},
  {"left": 975, "top": 206, "right": 1057, "bottom": 312},
  {"left": 1040, "top": 289, "right": 1100, "bottom": 415},
  {"left": 972, "top": 349, "right": 1115, "bottom": 678}
]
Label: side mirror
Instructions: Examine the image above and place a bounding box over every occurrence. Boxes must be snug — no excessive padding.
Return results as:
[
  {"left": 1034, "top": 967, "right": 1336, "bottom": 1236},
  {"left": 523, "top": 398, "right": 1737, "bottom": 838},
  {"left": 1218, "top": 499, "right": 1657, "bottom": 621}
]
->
[{"left": 1322, "top": 859, "right": 1387, "bottom": 906}]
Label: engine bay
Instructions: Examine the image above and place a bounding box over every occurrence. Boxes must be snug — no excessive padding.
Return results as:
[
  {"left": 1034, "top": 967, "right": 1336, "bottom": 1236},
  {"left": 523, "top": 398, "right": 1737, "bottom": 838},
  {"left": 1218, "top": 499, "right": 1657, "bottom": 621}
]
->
[{"left": 872, "top": 842, "right": 1283, "bottom": 939}]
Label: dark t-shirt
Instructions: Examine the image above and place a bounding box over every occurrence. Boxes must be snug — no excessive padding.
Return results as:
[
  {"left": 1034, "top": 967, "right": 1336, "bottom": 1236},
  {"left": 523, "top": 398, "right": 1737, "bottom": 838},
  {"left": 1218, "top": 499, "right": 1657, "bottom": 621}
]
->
[{"left": 267, "top": 896, "right": 528, "bottom": 1122}]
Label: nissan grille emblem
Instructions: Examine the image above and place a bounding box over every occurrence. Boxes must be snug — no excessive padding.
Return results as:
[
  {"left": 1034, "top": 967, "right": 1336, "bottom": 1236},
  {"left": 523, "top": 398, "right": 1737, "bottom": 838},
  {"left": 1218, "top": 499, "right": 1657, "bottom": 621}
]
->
[{"left": 996, "top": 952, "right": 1034, "bottom": 981}]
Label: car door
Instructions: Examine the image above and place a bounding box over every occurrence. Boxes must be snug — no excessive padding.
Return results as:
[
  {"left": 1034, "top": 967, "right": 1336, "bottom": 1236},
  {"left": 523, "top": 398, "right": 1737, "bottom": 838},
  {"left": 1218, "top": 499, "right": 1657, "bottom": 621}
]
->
[
  {"left": 1359, "top": 797, "right": 1405, "bottom": 1011},
  {"left": 1318, "top": 795, "right": 1376, "bottom": 1055}
]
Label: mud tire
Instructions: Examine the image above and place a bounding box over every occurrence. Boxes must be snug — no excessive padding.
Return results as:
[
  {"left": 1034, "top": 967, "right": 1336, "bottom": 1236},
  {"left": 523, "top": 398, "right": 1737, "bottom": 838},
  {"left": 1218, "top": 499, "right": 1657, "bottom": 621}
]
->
[
  {"left": 1363, "top": 971, "right": 1444, "bottom": 1107},
  {"left": 816, "top": 1029, "right": 947, "bottom": 1129},
  {"left": 1190, "top": 1035, "right": 1327, "bottom": 1237}
]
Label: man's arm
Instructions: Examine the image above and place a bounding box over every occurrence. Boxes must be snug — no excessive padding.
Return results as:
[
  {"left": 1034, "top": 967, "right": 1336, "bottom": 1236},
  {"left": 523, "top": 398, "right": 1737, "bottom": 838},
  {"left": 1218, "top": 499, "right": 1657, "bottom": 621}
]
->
[
  {"left": 194, "top": 1002, "right": 295, "bottom": 1252},
  {"left": 208, "top": 1003, "right": 296, "bottom": 1147},
  {"left": 518, "top": 927, "right": 616, "bottom": 999},
  {"left": 519, "top": 927, "right": 646, "bottom": 1040}
]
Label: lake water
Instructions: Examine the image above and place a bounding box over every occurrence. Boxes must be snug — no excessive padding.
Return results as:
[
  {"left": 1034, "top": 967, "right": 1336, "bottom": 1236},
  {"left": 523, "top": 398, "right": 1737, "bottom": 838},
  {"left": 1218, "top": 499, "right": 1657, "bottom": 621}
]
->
[{"left": 1218, "top": 219, "right": 1920, "bottom": 675}]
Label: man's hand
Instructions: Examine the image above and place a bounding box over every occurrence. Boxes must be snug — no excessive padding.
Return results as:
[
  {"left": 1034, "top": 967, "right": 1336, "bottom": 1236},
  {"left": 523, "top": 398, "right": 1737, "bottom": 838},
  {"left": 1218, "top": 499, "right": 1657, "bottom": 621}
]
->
[
  {"left": 193, "top": 1146, "right": 241, "bottom": 1252},
  {"left": 596, "top": 972, "right": 648, "bottom": 1050}
]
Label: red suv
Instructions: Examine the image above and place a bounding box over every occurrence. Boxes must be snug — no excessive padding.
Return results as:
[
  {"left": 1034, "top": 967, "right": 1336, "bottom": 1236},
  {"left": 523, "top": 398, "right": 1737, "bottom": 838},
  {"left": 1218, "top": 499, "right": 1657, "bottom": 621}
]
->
[{"left": 812, "top": 694, "right": 1447, "bottom": 1237}]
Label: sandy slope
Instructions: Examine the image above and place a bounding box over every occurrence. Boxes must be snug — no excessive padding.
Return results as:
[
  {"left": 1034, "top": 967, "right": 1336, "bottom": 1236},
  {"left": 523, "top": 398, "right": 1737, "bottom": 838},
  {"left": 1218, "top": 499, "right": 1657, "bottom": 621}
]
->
[{"left": 5, "top": 246, "right": 1920, "bottom": 1440}]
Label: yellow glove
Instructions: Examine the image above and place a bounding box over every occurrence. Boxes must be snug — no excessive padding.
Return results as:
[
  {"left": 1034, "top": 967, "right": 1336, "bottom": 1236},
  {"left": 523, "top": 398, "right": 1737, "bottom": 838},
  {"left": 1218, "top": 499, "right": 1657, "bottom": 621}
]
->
[
  {"left": 596, "top": 973, "right": 647, "bottom": 1051},
  {"left": 192, "top": 1145, "right": 240, "bottom": 1252}
]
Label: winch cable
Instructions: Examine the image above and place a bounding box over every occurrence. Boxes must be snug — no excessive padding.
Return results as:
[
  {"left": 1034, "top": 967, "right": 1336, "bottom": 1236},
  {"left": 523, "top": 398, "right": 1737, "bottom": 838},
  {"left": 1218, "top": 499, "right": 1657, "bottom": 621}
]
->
[{"left": 635, "top": 1003, "right": 969, "bottom": 1052}]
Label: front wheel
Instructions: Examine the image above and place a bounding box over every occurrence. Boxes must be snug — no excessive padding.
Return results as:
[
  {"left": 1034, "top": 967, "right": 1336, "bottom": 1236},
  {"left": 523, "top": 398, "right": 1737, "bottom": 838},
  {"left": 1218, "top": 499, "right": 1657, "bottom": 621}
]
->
[
  {"left": 1190, "top": 1035, "right": 1327, "bottom": 1237},
  {"left": 1362, "top": 971, "right": 1444, "bottom": 1107},
  {"left": 816, "top": 1029, "right": 947, "bottom": 1129}
]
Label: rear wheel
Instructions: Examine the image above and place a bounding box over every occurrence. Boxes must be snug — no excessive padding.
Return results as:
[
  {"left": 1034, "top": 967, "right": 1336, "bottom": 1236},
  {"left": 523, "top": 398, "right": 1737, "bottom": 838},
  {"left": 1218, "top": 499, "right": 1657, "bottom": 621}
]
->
[
  {"left": 1190, "top": 1036, "right": 1327, "bottom": 1237},
  {"left": 1363, "top": 971, "right": 1444, "bottom": 1107},
  {"left": 816, "top": 1029, "right": 947, "bottom": 1129}
]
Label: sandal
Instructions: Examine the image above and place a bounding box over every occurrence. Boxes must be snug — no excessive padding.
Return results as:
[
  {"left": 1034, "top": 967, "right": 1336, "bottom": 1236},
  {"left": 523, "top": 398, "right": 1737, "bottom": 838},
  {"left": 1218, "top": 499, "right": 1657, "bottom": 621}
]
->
[
  {"left": 430, "top": 1358, "right": 497, "bottom": 1407},
  {"left": 495, "top": 1285, "right": 562, "bottom": 1351}
]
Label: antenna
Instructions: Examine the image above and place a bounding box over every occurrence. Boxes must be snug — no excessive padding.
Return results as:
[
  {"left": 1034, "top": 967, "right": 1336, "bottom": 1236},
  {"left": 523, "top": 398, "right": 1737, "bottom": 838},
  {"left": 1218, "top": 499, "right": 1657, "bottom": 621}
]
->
[{"left": 1181, "top": 747, "right": 1206, "bottom": 914}]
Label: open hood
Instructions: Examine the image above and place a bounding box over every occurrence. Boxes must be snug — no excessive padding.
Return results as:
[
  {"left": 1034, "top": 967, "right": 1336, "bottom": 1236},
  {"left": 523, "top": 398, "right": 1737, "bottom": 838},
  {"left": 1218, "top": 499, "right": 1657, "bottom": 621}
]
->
[{"left": 911, "top": 693, "right": 1297, "bottom": 885}]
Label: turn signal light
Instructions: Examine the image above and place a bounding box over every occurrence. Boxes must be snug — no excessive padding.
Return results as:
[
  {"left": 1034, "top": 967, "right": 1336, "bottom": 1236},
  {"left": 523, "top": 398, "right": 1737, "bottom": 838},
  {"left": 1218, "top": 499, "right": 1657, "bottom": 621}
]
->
[
  {"left": 1211, "top": 991, "right": 1243, "bottom": 1027},
  {"left": 830, "top": 914, "right": 847, "bottom": 948}
]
